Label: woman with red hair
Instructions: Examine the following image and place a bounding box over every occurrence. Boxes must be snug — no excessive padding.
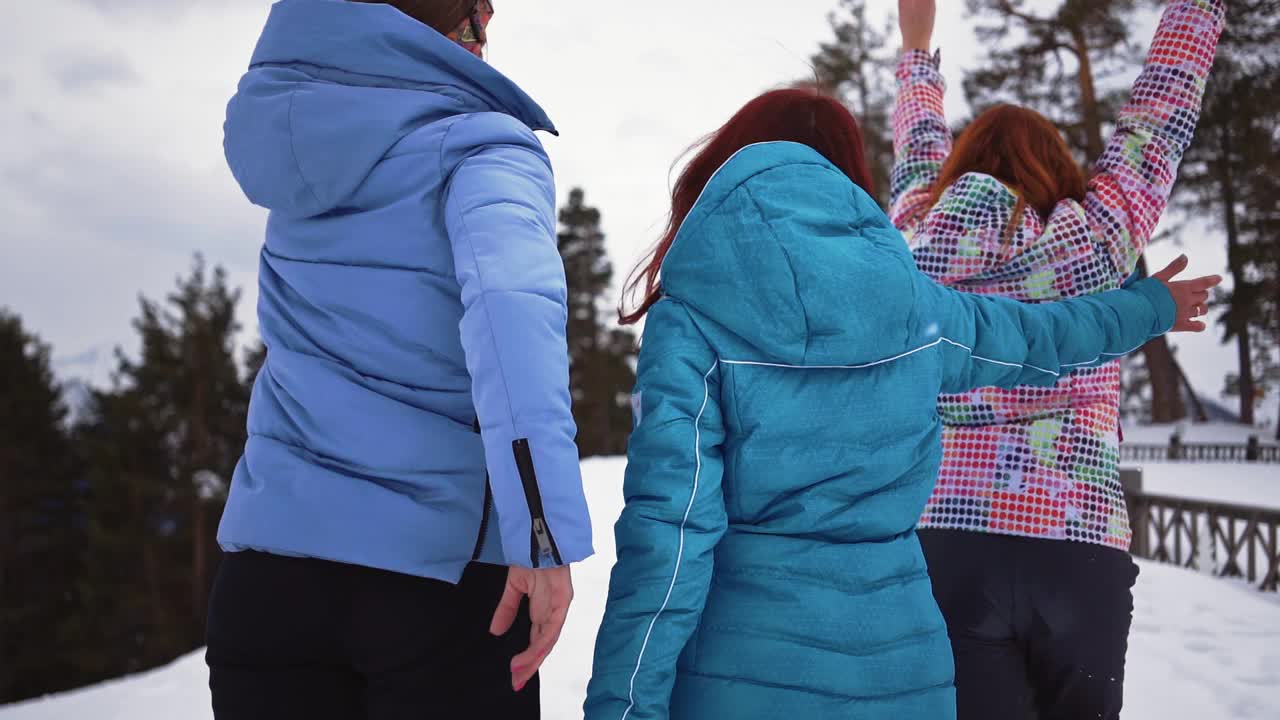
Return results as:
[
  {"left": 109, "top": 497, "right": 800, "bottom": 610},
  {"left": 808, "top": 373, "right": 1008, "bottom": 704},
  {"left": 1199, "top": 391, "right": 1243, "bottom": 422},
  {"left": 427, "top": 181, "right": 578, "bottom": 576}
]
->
[
  {"left": 581, "top": 85, "right": 1218, "bottom": 719},
  {"left": 892, "top": 1, "right": 1225, "bottom": 718}
]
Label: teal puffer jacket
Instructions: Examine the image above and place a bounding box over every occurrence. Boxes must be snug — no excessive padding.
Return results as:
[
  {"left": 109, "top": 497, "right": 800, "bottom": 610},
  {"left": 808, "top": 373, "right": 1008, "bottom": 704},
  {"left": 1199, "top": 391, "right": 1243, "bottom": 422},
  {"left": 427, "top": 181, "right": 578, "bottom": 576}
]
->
[{"left": 584, "top": 142, "right": 1174, "bottom": 720}]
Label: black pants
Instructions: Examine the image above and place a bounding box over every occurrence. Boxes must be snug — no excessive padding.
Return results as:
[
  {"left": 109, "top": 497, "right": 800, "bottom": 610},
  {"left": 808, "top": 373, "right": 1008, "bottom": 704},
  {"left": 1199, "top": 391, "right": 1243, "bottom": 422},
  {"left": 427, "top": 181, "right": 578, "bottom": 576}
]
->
[
  {"left": 919, "top": 530, "right": 1138, "bottom": 720},
  {"left": 206, "top": 552, "right": 538, "bottom": 720}
]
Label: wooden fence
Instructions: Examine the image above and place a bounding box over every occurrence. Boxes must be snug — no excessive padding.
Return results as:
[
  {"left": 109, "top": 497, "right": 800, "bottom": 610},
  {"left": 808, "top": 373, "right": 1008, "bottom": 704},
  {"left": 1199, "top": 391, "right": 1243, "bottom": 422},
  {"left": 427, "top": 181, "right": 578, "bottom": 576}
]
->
[
  {"left": 1120, "top": 435, "right": 1280, "bottom": 463},
  {"left": 1122, "top": 469, "right": 1280, "bottom": 592}
]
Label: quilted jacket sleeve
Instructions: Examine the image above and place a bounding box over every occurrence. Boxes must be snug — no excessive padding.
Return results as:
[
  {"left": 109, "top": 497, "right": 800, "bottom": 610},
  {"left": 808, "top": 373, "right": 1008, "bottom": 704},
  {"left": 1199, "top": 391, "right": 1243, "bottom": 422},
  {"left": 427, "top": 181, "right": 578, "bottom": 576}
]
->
[
  {"left": 1083, "top": 0, "right": 1225, "bottom": 280},
  {"left": 889, "top": 49, "right": 951, "bottom": 231},
  {"left": 585, "top": 299, "right": 728, "bottom": 720},
  {"left": 915, "top": 273, "right": 1177, "bottom": 395},
  {"left": 441, "top": 112, "right": 592, "bottom": 569}
]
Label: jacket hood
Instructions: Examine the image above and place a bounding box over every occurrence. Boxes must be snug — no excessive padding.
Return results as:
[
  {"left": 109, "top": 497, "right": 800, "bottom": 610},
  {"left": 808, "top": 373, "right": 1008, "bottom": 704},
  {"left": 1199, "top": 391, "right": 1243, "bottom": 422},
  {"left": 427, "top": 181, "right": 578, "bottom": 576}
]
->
[
  {"left": 223, "top": 0, "right": 556, "bottom": 218},
  {"left": 662, "top": 142, "right": 918, "bottom": 366}
]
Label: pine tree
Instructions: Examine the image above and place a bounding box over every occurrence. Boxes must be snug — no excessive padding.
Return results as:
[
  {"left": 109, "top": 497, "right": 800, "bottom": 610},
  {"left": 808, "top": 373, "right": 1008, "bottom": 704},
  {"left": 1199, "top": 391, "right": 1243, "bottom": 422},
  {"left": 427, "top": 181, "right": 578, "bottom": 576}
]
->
[
  {"left": 0, "top": 310, "right": 85, "bottom": 703},
  {"left": 72, "top": 383, "right": 181, "bottom": 680},
  {"left": 963, "top": 0, "right": 1193, "bottom": 423},
  {"left": 556, "top": 189, "right": 637, "bottom": 457},
  {"left": 811, "top": 0, "right": 896, "bottom": 207},
  {"left": 1177, "top": 0, "right": 1280, "bottom": 426},
  {"left": 243, "top": 340, "right": 267, "bottom": 392},
  {"left": 72, "top": 256, "right": 251, "bottom": 681}
]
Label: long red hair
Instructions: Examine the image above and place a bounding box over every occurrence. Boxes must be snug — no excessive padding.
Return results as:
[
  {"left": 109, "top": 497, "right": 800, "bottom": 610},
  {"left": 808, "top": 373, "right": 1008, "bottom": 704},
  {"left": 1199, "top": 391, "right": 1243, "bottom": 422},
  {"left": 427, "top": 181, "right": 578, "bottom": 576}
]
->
[
  {"left": 619, "top": 87, "right": 875, "bottom": 324},
  {"left": 930, "top": 104, "right": 1086, "bottom": 248}
]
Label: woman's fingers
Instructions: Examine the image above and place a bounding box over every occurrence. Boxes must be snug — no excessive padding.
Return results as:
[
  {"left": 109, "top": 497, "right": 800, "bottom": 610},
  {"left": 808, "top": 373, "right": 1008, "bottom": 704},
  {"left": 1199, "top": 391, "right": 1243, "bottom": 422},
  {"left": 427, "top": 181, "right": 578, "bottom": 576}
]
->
[
  {"left": 1164, "top": 272, "right": 1223, "bottom": 333},
  {"left": 1193, "top": 274, "right": 1223, "bottom": 292},
  {"left": 506, "top": 565, "right": 573, "bottom": 691},
  {"left": 1152, "top": 254, "right": 1190, "bottom": 282},
  {"left": 1175, "top": 317, "right": 1208, "bottom": 333},
  {"left": 1152, "top": 259, "right": 1222, "bottom": 334},
  {"left": 490, "top": 574, "right": 526, "bottom": 637},
  {"left": 510, "top": 602, "right": 568, "bottom": 691}
]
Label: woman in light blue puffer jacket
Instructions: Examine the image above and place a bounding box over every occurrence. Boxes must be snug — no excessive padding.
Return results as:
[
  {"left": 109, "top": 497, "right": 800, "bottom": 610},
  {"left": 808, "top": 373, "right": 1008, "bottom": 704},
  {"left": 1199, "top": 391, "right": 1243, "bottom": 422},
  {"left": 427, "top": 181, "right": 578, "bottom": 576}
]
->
[{"left": 207, "top": 2, "right": 590, "bottom": 717}]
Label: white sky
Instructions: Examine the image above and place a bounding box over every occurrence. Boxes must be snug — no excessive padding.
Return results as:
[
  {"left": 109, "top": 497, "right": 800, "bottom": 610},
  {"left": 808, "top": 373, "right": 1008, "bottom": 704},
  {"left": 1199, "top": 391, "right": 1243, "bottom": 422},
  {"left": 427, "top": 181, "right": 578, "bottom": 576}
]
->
[{"left": 0, "top": 0, "right": 1260, "bottom": 423}]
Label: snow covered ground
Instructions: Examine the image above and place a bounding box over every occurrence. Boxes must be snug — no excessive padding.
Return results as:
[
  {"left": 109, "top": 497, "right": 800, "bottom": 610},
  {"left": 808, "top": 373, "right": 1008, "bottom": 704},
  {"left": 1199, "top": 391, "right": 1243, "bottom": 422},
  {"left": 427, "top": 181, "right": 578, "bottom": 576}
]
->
[
  {"left": 1125, "top": 422, "right": 1278, "bottom": 446},
  {"left": 3, "top": 457, "right": 1278, "bottom": 719},
  {"left": 1118, "top": 422, "right": 1279, "bottom": 510},
  {"left": 1137, "top": 462, "right": 1280, "bottom": 510}
]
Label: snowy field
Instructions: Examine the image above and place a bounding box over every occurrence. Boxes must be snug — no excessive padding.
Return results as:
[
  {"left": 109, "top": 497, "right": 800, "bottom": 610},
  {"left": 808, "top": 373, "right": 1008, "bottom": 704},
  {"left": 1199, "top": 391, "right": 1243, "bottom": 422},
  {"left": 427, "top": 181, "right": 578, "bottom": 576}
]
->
[
  {"left": 1137, "top": 462, "right": 1280, "bottom": 510},
  {"left": 1125, "top": 422, "right": 1279, "bottom": 446},
  {"left": 3, "top": 458, "right": 1278, "bottom": 720}
]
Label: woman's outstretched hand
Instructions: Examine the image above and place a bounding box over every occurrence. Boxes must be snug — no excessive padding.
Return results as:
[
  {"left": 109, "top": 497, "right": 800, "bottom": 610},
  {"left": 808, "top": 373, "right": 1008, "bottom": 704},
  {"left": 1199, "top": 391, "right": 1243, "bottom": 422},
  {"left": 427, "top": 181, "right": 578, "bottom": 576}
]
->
[
  {"left": 491, "top": 565, "right": 574, "bottom": 692},
  {"left": 1152, "top": 254, "right": 1222, "bottom": 333},
  {"left": 899, "top": 0, "right": 936, "bottom": 51}
]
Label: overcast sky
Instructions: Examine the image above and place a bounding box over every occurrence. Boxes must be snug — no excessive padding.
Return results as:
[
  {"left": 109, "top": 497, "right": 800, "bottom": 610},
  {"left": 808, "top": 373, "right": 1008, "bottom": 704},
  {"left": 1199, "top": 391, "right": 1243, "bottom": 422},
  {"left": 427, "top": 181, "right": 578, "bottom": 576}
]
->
[{"left": 1, "top": 0, "right": 1257, "bottom": 422}]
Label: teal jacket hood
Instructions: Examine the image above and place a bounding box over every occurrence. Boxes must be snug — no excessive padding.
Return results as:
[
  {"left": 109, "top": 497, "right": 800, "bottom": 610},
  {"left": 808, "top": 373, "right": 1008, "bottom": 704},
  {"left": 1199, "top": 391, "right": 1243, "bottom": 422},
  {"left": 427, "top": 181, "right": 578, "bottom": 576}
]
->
[
  {"left": 662, "top": 142, "right": 918, "bottom": 366},
  {"left": 223, "top": 0, "right": 556, "bottom": 219}
]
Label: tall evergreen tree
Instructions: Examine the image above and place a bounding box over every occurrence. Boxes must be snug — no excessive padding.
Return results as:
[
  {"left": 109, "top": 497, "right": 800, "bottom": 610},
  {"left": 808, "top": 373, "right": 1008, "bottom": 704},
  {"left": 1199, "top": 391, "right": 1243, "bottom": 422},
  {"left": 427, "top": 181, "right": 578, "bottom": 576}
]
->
[
  {"left": 72, "top": 256, "right": 252, "bottom": 682},
  {"left": 1177, "top": 0, "right": 1280, "bottom": 425},
  {"left": 243, "top": 340, "right": 267, "bottom": 392},
  {"left": 71, "top": 383, "right": 182, "bottom": 680},
  {"left": 556, "top": 188, "right": 636, "bottom": 457},
  {"left": 962, "top": 0, "right": 1195, "bottom": 423},
  {"left": 0, "top": 310, "right": 84, "bottom": 703},
  {"left": 811, "top": 0, "right": 896, "bottom": 207}
]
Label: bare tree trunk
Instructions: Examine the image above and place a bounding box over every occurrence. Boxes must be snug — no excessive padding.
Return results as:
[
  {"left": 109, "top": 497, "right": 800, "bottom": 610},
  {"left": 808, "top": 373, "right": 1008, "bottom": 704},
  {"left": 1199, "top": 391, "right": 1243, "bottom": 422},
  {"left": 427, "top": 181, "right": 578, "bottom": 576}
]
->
[
  {"left": 191, "top": 379, "right": 209, "bottom": 630},
  {"left": 193, "top": 497, "right": 206, "bottom": 627},
  {"left": 1071, "top": 27, "right": 1106, "bottom": 162},
  {"left": 127, "top": 472, "right": 165, "bottom": 649},
  {"left": 0, "top": 461, "right": 11, "bottom": 702},
  {"left": 1073, "top": 26, "right": 1188, "bottom": 423},
  {"left": 1176, "top": 357, "right": 1209, "bottom": 422},
  {"left": 1216, "top": 118, "right": 1256, "bottom": 425}
]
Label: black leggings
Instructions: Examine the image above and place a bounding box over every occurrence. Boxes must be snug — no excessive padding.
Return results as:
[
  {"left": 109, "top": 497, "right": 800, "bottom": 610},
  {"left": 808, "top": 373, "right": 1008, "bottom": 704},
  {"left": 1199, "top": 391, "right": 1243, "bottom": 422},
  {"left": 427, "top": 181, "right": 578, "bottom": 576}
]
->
[
  {"left": 919, "top": 530, "right": 1138, "bottom": 720},
  {"left": 206, "top": 552, "right": 538, "bottom": 720}
]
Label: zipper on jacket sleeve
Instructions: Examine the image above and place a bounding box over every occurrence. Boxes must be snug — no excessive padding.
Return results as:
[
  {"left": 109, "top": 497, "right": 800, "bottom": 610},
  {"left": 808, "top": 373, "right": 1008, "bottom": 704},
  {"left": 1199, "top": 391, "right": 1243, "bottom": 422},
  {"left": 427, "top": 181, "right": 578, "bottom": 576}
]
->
[
  {"left": 471, "top": 478, "right": 493, "bottom": 561},
  {"left": 512, "top": 439, "right": 563, "bottom": 568},
  {"left": 471, "top": 417, "right": 491, "bottom": 561}
]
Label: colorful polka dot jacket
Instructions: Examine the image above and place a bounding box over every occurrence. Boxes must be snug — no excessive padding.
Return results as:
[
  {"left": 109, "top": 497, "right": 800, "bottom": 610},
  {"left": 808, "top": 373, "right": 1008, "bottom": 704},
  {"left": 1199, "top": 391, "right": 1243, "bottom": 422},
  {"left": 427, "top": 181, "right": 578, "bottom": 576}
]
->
[{"left": 890, "top": 0, "right": 1225, "bottom": 550}]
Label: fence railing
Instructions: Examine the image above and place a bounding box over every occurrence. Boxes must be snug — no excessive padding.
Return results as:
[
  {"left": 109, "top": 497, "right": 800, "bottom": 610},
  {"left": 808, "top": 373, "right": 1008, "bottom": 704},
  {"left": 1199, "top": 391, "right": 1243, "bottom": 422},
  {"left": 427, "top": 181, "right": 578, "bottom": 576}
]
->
[
  {"left": 1122, "top": 469, "right": 1280, "bottom": 592},
  {"left": 1120, "top": 435, "right": 1280, "bottom": 463}
]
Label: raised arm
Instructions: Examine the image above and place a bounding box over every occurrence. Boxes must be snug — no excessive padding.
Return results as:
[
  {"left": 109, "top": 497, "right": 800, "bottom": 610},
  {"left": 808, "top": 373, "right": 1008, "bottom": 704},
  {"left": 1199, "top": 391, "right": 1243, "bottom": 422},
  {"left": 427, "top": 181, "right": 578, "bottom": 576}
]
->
[
  {"left": 441, "top": 113, "right": 593, "bottom": 570},
  {"left": 890, "top": 0, "right": 951, "bottom": 230},
  {"left": 916, "top": 256, "right": 1220, "bottom": 394},
  {"left": 1084, "top": 0, "right": 1225, "bottom": 279},
  {"left": 585, "top": 300, "right": 728, "bottom": 720}
]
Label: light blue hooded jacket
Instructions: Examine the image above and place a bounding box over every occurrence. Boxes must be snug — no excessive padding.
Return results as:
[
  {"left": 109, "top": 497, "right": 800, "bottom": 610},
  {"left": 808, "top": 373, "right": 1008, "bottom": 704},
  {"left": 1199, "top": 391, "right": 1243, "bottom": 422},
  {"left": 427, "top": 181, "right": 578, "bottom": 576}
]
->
[
  {"left": 217, "top": 0, "right": 592, "bottom": 582},
  {"left": 584, "top": 142, "right": 1175, "bottom": 719}
]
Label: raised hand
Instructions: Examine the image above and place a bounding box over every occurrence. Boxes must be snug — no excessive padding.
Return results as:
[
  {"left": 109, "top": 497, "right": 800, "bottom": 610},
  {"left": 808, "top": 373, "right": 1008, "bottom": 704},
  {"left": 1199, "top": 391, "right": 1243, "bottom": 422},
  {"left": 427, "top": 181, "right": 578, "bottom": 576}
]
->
[
  {"left": 1151, "top": 254, "right": 1222, "bottom": 333},
  {"left": 490, "top": 564, "right": 575, "bottom": 692},
  {"left": 899, "top": 0, "right": 937, "bottom": 51}
]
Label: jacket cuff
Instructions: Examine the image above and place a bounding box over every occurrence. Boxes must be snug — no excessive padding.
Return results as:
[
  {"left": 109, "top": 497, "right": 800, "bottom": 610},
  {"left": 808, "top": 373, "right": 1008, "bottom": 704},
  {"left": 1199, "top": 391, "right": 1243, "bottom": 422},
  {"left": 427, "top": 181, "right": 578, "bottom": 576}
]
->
[
  {"left": 489, "top": 430, "right": 594, "bottom": 569},
  {"left": 1130, "top": 277, "right": 1178, "bottom": 335},
  {"left": 896, "top": 49, "right": 944, "bottom": 84}
]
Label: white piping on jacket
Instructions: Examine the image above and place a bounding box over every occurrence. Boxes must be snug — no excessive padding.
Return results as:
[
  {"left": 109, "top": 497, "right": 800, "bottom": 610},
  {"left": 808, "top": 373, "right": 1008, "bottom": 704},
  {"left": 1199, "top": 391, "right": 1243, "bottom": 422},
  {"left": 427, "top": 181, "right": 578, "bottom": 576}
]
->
[
  {"left": 620, "top": 360, "right": 719, "bottom": 720},
  {"left": 724, "top": 336, "right": 1080, "bottom": 378}
]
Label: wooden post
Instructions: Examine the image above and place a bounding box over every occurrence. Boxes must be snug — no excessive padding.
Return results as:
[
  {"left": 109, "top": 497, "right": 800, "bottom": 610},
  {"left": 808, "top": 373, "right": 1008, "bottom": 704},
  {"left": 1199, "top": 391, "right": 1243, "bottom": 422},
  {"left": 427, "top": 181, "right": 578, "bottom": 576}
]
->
[
  {"left": 1247, "top": 435, "right": 1260, "bottom": 462},
  {"left": 1267, "top": 524, "right": 1279, "bottom": 593},
  {"left": 1169, "top": 432, "right": 1183, "bottom": 461},
  {"left": 1247, "top": 514, "right": 1258, "bottom": 584},
  {"left": 1121, "top": 468, "right": 1148, "bottom": 558}
]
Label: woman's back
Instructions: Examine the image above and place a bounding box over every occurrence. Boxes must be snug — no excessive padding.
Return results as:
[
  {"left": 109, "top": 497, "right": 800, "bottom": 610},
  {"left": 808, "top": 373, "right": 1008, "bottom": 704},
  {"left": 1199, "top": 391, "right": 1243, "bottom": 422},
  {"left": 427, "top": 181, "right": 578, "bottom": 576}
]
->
[
  {"left": 217, "top": 0, "right": 591, "bottom": 582},
  {"left": 585, "top": 141, "right": 1178, "bottom": 719},
  {"left": 889, "top": 0, "right": 1225, "bottom": 550}
]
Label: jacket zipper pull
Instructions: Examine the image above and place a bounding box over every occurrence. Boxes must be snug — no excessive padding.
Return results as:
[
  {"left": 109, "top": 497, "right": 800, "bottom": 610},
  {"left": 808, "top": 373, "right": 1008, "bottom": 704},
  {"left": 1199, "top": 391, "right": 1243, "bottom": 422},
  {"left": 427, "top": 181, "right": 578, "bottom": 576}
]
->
[{"left": 531, "top": 518, "right": 557, "bottom": 567}]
